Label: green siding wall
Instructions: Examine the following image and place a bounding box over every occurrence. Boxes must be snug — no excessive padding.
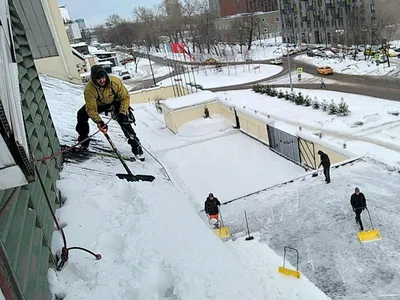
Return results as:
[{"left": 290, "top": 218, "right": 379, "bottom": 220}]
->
[{"left": 0, "top": 1, "right": 62, "bottom": 299}]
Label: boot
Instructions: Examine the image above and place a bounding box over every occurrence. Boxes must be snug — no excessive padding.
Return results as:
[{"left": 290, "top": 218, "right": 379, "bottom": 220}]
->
[{"left": 78, "top": 135, "right": 90, "bottom": 149}]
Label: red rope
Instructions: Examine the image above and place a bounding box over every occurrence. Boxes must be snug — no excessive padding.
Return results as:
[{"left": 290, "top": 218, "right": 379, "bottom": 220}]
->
[{"left": 37, "top": 119, "right": 111, "bottom": 162}]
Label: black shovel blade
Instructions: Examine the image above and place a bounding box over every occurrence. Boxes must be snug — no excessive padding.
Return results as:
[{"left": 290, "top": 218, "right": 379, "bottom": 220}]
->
[
  {"left": 312, "top": 172, "right": 318, "bottom": 177},
  {"left": 116, "top": 173, "right": 156, "bottom": 182},
  {"left": 245, "top": 236, "right": 254, "bottom": 241}
]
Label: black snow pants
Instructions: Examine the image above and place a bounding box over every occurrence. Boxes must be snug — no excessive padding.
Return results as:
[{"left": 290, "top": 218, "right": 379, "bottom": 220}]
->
[
  {"left": 355, "top": 208, "right": 364, "bottom": 231},
  {"left": 323, "top": 166, "right": 331, "bottom": 183},
  {"left": 75, "top": 102, "right": 143, "bottom": 155}
]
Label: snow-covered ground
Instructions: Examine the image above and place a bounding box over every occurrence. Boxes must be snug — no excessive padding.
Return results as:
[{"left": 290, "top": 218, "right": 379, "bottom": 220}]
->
[
  {"left": 148, "top": 37, "right": 284, "bottom": 63},
  {"left": 294, "top": 54, "right": 400, "bottom": 77},
  {"left": 41, "top": 75, "right": 329, "bottom": 299},
  {"left": 113, "top": 58, "right": 171, "bottom": 82},
  {"left": 216, "top": 88, "right": 400, "bottom": 164},
  {"left": 222, "top": 158, "right": 400, "bottom": 300},
  {"left": 158, "top": 64, "right": 283, "bottom": 89}
]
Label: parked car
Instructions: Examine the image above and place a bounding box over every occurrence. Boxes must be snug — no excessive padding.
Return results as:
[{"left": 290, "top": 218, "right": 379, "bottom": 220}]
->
[
  {"left": 204, "top": 58, "right": 218, "bottom": 65},
  {"left": 317, "top": 66, "right": 333, "bottom": 75},
  {"left": 119, "top": 70, "right": 131, "bottom": 80},
  {"left": 270, "top": 58, "right": 283, "bottom": 65}
]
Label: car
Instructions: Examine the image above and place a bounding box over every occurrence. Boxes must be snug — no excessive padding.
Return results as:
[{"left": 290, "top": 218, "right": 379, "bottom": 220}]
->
[
  {"left": 317, "top": 66, "right": 333, "bottom": 75},
  {"left": 270, "top": 58, "right": 283, "bottom": 65},
  {"left": 119, "top": 70, "right": 131, "bottom": 80}
]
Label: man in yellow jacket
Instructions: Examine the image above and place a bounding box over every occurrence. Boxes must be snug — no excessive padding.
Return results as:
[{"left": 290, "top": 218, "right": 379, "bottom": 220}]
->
[{"left": 75, "top": 65, "right": 144, "bottom": 161}]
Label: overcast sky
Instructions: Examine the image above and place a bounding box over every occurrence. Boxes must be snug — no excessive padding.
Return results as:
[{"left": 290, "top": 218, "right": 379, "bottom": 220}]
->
[{"left": 58, "top": 0, "right": 160, "bottom": 27}]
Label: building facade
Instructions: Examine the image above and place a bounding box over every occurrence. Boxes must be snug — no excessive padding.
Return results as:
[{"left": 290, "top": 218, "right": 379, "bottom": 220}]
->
[
  {"left": 279, "top": 0, "right": 377, "bottom": 45},
  {"left": 215, "top": 11, "right": 281, "bottom": 42},
  {"left": 219, "top": 0, "right": 278, "bottom": 17},
  {"left": 1, "top": 0, "right": 62, "bottom": 298}
]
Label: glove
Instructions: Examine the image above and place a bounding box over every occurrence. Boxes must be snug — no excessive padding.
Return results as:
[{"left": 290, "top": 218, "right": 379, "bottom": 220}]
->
[
  {"left": 97, "top": 121, "right": 108, "bottom": 132},
  {"left": 118, "top": 113, "right": 128, "bottom": 123}
]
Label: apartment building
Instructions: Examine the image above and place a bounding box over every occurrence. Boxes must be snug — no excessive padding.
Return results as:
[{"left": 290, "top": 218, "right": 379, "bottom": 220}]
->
[
  {"left": 219, "top": 0, "right": 278, "bottom": 17},
  {"left": 279, "top": 0, "right": 377, "bottom": 45},
  {"left": 215, "top": 11, "right": 281, "bottom": 42}
]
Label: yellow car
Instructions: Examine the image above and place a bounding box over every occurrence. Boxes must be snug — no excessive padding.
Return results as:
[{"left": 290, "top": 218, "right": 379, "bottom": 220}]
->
[
  {"left": 204, "top": 58, "right": 218, "bottom": 65},
  {"left": 317, "top": 66, "right": 333, "bottom": 75}
]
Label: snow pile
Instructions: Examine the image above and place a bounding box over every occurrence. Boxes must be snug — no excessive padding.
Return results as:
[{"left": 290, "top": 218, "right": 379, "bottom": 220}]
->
[
  {"left": 158, "top": 64, "right": 283, "bottom": 89},
  {"left": 178, "top": 115, "right": 232, "bottom": 137},
  {"left": 294, "top": 54, "right": 398, "bottom": 76},
  {"left": 48, "top": 171, "right": 266, "bottom": 299}
]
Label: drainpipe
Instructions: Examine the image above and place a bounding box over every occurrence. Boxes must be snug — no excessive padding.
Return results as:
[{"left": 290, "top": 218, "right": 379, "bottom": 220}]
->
[{"left": 40, "top": 0, "right": 73, "bottom": 80}]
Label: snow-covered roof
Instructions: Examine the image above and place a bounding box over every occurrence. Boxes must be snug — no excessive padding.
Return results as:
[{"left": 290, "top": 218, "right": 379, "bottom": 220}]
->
[
  {"left": 70, "top": 42, "right": 87, "bottom": 47},
  {"left": 71, "top": 47, "right": 85, "bottom": 61},
  {"left": 161, "top": 91, "right": 219, "bottom": 111},
  {"left": 232, "top": 104, "right": 275, "bottom": 125},
  {"left": 97, "top": 61, "right": 113, "bottom": 65}
]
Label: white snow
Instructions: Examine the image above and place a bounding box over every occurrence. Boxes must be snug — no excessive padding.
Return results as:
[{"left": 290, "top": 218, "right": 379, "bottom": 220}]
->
[
  {"left": 42, "top": 75, "right": 329, "bottom": 299},
  {"left": 228, "top": 234, "right": 331, "bottom": 300},
  {"left": 294, "top": 54, "right": 399, "bottom": 77},
  {"left": 116, "top": 58, "right": 172, "bottom": 82},
  {"left": 216, "top": 88, "right": 400, "bottom": 164},
  {"left": 222, "top": 159, "right": 400, "bottom": 300},
  {"left": 0, "top": 289, "right": 5, "bottom": 300},
  {"left": 149, "top": 37, "right": 284, "bottom": 63},
  {"left": 158, "top": 64, "right": 283, "bottom": 89},
  {"left": 163, "top": 132, "right": 305, "bottom": 207},
  {"left": 161, "top": 90, "right": 218, "bottom": 110},
  {"left": 177, "top": 114, "right": 231, "bottom": 137}
]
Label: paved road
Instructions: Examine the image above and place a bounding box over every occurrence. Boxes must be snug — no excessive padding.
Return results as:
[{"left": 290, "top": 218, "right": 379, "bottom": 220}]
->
[{"left": 131, "top": 50, "right": 400, "bottom": 100}]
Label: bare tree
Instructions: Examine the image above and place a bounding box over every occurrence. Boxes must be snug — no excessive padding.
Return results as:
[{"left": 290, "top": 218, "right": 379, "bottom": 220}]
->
[{"left": 105, "top": 14, "right": 125, "bottom": 27}]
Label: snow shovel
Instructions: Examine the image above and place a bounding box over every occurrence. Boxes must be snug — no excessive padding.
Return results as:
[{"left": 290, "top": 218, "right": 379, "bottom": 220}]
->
[
  {"left": 102, "top": 132, "right": 155, "bottom": 182},
  {"left": 357, "top": 207, "right": 382, "bottom": 243},
  {"left": 214, "top": 210, "right": 230, "bottom": 239},
  {"left": 278, "top": 246, "right": 301, "bottom": 279}
]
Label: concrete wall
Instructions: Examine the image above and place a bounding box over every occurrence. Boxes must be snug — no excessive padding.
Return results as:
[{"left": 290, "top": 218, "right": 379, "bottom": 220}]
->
[
  {"left": 162, "top": 101, "right": 222, "bottom": 133},
  {"left": 130, "top": 85, "right": 191, "bottom": 104},
  {"left": 161, "top": 100, "right": 236, "bottom": 134},
  {"left": 34, "top": 0, "right": 81, "bottom": 84},
  {"left": 160, "top": 97, "right": 353, "bottom": 168},
  {"left": 236, "top": 109, "right": 272, "bottom": 145}
]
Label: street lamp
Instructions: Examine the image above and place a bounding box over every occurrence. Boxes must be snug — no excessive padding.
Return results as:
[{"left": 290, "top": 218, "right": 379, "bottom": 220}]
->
[{"left": 144, "top": 40, "right": 156, "bottom": 87}]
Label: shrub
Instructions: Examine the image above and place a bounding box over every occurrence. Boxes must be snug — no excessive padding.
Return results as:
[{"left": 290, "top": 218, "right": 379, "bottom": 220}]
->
[
  {"left": 328, "top": 100, "right": 338, "bottom": 115},
  {"left": 294, "top": 92, "right": 304, "bottom": 105},
  {"left": 336, "top": 97, "right": 350, "bottom": 116},
  {"left": 252, "top": 84, "right": 262, "bottom": 92},
  {"left": 277, "top": 90, "right": 285, "bottom": 98},
  {"left": 303, "top": 95, "right": 312, "bottom": 106},
  {"left": 289, "top": 92, "right": 296, "bottom": 102},
  {"left": 284, "top": 91, "right": 290, "bottom": 100},
  {"left": 270, "top": 87, "right": 278, "bottom": 97},
  {"left": 321, "top": 99, "right": 328, "bottom": 111},
  {"left": 312, "top": 100, "right": 320, "bottom": 109},
  {"left": 265, "top": 85, "right": 271, "bottom": 95}
]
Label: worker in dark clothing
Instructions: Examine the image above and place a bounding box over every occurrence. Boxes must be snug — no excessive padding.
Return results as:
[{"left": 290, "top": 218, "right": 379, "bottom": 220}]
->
[
  {"left": 205, "top": 193, "right": 221, "bottom": 228},
  {"left": 318, "top": 150, "right": 331, "bottom": 183},
  {"left": 350, "top": 187, "right": 367, "bottom": 231}
]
